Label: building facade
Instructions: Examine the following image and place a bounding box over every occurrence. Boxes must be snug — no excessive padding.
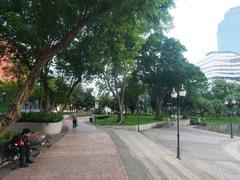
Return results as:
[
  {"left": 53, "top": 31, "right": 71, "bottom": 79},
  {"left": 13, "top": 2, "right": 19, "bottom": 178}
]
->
[
  {"left": 217, "top": 6, "right": 240, "bottom": 53},
  {"left": 196, "top": 52, "right": 240, "bottom": 83}
]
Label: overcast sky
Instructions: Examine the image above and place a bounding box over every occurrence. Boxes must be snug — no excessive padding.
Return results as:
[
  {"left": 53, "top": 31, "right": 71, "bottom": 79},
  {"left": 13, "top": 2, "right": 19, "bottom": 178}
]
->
[{"left": 167, "top": 0, "right": 240, "bottom": 64}]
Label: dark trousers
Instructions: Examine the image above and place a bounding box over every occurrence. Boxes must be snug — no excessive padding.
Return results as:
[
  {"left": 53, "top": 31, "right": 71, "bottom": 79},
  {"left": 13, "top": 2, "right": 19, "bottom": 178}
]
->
[
  {"left": 19, "top": 145, "right": 31, "bottom": 165},
  {"left": 73, "top": 120, "right": 77, "bottom": 128}
]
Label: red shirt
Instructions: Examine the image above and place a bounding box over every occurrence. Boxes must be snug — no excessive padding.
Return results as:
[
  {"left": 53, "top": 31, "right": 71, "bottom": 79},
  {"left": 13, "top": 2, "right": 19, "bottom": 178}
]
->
[{"left": 14, "top": 134, "right": 27, "bottom": 147}]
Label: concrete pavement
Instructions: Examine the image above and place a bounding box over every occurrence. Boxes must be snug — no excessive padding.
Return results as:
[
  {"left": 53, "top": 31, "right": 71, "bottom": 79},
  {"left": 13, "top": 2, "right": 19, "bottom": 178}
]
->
[
  {"left": 4, "top": 117, "right": 240, "bottom": 180},
  {"left": 107, "top": 126, "right": 240, "bottom": 180},
  {"left": 3, "top": 117, "right": 127, "bottom": 180}
]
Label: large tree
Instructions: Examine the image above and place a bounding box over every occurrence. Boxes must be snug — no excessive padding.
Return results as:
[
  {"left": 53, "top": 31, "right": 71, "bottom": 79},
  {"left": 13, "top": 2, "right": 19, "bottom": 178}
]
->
[
  {"left": 137, "top": 33, "right": 207, "bottom": 120},
  {"left": 124, "top": 73, "right": 147, "bottom": 114},
  {"left": 0, "top": 0, "right": 174, "bottom": 133}
]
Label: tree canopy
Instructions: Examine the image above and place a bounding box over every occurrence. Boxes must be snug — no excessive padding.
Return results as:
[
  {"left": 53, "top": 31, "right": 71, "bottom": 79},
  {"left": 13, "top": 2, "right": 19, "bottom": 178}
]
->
[
  {"left": 0, "top": 0, "right": 175, "bottom": 133},
  {"left": 137, "top": 33, "right": 207, "bottom": 119}
]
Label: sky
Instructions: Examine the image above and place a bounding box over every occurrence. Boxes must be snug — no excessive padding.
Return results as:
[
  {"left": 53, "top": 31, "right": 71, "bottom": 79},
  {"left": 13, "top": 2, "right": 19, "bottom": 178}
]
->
[{"left": 167, "top": 0, "right": 240, "bottom": 64}]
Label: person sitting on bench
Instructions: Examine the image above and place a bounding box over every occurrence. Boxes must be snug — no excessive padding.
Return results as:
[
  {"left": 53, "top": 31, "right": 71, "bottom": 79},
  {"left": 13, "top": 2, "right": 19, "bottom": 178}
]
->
[{"left": 12, "top": 128, "right": 34, "bottom": 168}]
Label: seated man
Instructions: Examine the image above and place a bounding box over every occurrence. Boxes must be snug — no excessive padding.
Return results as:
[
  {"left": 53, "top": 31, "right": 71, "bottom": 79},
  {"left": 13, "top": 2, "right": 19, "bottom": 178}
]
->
[{"left": 12, "top": 128, "right": 34, "bottom": 168}]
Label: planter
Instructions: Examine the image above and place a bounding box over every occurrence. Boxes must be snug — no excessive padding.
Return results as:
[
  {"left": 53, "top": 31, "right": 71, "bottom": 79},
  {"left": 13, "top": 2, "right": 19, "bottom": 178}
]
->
[
  {"left": 103, "top": 121, "right": 167, "bottom": 131},
  {"left": 9, "top": 121, "right": 63, "bottom": 134}
]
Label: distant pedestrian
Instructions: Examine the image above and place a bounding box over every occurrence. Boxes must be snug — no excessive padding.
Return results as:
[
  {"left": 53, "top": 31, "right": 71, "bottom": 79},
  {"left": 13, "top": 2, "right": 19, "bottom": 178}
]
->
[{"left": 71, "top": 113, "right": 78, "bottom": 128}]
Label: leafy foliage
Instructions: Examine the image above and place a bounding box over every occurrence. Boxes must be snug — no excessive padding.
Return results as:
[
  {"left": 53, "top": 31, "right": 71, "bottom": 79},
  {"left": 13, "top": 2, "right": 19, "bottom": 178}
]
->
[
  {"left": 190, "top": 118, "right": 207, "bottom": 126},
  {"left": 0, "top": 0, "right": 176, "bottom": 132},
  {"left": 0, "top": 131, "right": 20, "bottom": 145},
  {"left": 19, "top": 112, "right": 63, "bottom": 123},
  {"left": 137, "top": 33, "right": 207, "bottom": 119},
  {"left": 72, "top": 87, "right": 95, "bottom": 111}
]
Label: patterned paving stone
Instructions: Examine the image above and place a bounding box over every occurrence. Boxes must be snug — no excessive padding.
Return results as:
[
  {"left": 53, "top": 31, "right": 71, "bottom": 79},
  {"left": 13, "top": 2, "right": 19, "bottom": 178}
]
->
[{"left": 3, "top": 117, "right": 127, "bottom": 180}]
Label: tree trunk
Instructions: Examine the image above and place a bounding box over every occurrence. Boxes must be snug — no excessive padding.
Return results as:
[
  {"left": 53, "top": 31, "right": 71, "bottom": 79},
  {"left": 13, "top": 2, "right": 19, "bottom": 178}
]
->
[
  {"left": 51, "top": 75, "right": 64, "bottom": 112},
  {"left": 117, "top": 105, "right": 123, "bottom": 123},
  {"left": 42, "top": 76, "right": 51, "bottom": 112},
  {"left": 0, "top": 15, "right": 94, "bottom": 135},
  {"left": 118, "top": 78, "right": 127, "bottom": 124},
  {"left": 0, "top": 57, "right": 50, "bottom": 134},
  {"left": 155, "top": 95, "right": 163, "bottom": 120},
  {"left": 117, "top": 97, "right": 124, "bottom": 123},
  {"left": 59, "top": 79, "right": 80, "bottom": 113},
  {"left": 124, "top": 104, "right": 127, "bottom": 118}
]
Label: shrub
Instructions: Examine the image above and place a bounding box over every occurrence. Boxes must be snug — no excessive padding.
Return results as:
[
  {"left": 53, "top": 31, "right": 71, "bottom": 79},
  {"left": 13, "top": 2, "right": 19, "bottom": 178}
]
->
[
  {"left": 0, "top": 131, "right": 20, "bottom": 145},
  {"left": 190, "top": 118, "right": 207, "bottom": 126},
  {"left": 19, "top": 112, "right": 63, "bottom": 123}
]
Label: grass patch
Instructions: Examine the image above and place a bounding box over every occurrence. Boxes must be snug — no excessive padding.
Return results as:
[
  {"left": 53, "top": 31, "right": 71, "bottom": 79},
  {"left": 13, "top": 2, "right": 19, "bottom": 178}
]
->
[{"left": 95, "top": 114, "right": 158, "bottom": 126}]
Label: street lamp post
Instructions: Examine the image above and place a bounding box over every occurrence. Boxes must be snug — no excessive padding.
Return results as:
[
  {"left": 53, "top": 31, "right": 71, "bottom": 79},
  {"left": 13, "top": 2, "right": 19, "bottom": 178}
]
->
[
  {"left": 171, "top": 84, "right": 186, "bottom": 159},
  {"left": 224, "top": 98, "right": 236, "bottom": 138},
  {"left": 94, "top": 98, "right": 99, "bottom": 126},
  {"left": 137, "top": 99, "right": 144, "bottom": 132}
]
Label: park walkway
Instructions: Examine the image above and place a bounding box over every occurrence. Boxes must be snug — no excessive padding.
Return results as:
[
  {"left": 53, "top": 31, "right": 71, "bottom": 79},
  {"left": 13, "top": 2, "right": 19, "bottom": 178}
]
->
[
  {"left": 4, "top": 117, "right": 240, "bottom": 180},
  {"left": 3, "top": 117, "right": 127, "bottom": 180},
  {"left": 108, "top": 126, "right": 240, "bottom": 180}
]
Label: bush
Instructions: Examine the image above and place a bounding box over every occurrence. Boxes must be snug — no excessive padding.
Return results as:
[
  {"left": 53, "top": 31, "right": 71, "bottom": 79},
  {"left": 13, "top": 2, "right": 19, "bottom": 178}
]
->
[
  {"left": 0, "top": 131, "right": 20, "bottom": 145},
  {"left": 19, "top": 112, "right": 63, "bottom": 123},
  {"left": 190, "top": 118, "right": 207, "bottom": 126}
]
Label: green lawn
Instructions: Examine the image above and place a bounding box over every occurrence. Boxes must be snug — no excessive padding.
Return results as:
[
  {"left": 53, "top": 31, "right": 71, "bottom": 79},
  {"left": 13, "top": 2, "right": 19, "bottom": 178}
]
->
[
  {"left": 95, "top": 115, "right": 158, "bottom": 126},
  {"left": 197, "top": 116, "right": 240, "bottom": 125}
]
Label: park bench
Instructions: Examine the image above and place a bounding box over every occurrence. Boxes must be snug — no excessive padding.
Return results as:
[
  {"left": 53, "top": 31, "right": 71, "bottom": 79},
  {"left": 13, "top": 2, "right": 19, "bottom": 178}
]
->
[{"left": 0, "top": 132, "right": 52, "bottom": 169}]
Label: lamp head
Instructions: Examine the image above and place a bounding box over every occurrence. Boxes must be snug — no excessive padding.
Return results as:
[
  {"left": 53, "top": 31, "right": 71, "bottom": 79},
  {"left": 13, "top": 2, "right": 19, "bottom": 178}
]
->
[
  {"left": 179, "top": 84, "right": 186, "bottom": 97},
  {"left": 224, "top": 100, "right": 228, "bottom": 105},
  {"left": 232, "top": 98, "right": 236, "bottom": 105},
  {"left": 171, "top": 87, "right": 177, "bottom": 99}
]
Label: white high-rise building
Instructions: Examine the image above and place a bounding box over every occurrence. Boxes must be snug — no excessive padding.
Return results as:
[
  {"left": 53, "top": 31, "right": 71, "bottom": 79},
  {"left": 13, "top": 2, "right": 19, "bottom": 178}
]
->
[{"left": 196, "top": 52, "right": 240, "bottom": 83}]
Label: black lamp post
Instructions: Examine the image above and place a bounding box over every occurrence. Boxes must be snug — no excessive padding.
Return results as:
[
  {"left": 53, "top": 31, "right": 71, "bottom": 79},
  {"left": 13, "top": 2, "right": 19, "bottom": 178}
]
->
[
  {"left": 224, "top": 98, "right": 236, "bottom": 138},
  {"left": 171, "top": 84, "right": 186, "bottom": 159},
  {"left": 94, "top": 98, "right": 99, "bottom": 126}
]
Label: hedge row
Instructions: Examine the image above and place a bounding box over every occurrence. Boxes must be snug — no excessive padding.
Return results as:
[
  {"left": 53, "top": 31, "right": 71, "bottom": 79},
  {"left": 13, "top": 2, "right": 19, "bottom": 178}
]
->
[
  {"left": 0, "top": 131, "right": 20, "bottom": 145},
  {"left": 19, "top": 112, "right": 63, "bottom": 123},
  {"left": 190, "top": 118, "right": 207, "bottom": 126}
]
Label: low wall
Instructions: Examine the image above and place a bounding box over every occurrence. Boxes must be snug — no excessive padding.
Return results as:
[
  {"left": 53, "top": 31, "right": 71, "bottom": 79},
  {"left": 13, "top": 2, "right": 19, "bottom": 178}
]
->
[
  {"left": 173, "top": 119, "right": 190, "bottom": 126},
  {"left": 133, "top": 122, "right": 167, "bottom": 131},
  {"left": 104, "top": 121, "right": 167, "bottom": 131},
  {"left": 9, "top": 121, "right": 63, "bottom": 134}
]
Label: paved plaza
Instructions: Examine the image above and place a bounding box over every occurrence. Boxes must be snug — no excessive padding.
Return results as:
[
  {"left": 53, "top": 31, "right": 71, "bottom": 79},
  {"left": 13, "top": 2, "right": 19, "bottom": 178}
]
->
[
  {"left": 108, "top": 125, "right": 240, "bottom": 180},
  {"left": 2, "top": 118, "right": 127, "bottom": 180},
  {"left": 3, "top": 117, "right": 240, "bottom": 180}
]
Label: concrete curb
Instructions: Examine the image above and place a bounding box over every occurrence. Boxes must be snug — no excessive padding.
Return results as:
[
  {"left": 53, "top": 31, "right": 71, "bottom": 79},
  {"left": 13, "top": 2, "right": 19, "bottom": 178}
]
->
[{"left": 98, "top": 121, "right": 167, "bottom": 131}]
